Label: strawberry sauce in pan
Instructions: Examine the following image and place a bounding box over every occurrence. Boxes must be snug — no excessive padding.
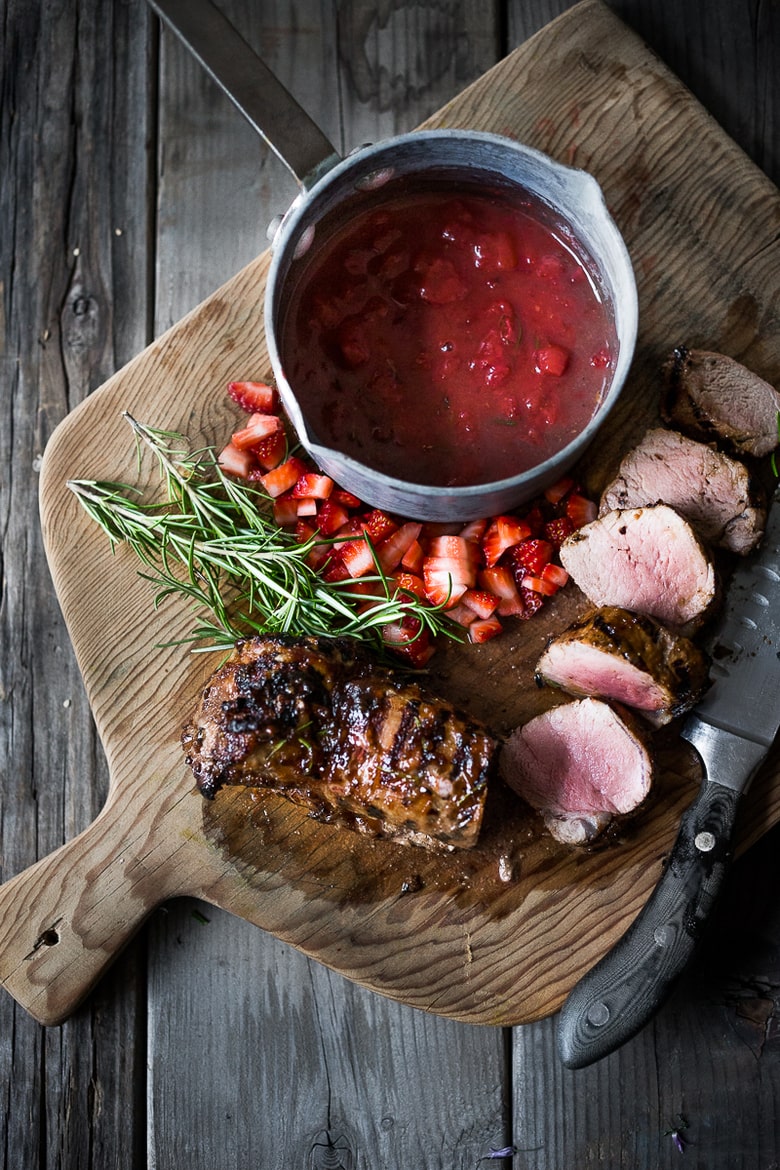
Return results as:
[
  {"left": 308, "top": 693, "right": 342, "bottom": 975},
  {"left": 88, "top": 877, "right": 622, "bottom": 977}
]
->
[{"left": 280, "top": 181, "right": 617, "bottom": 487}]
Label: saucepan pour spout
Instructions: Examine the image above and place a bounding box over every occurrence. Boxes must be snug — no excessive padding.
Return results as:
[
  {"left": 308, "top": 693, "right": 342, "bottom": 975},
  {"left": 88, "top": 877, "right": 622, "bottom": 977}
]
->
[{"left": 148, "top": 0, "right": 342, "bottom": 189}]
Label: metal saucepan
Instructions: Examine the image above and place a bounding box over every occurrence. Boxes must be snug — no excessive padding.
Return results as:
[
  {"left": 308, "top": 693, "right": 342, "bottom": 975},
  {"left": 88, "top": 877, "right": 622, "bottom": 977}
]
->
[{"left": 149, "top": 0, "right": 638, "bottom": 521}]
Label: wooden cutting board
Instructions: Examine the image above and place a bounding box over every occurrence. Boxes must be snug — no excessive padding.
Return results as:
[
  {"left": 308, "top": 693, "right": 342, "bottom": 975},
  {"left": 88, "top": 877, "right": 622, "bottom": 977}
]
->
[{"left": 3, "top": 0, "right": 780, "bottom": 1029}]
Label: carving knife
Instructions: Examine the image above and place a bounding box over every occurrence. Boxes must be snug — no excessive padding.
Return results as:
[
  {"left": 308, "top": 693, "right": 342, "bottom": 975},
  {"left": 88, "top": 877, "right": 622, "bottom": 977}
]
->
[{"left": 557, "top": 483, "right": 780, "bottom": 1069}]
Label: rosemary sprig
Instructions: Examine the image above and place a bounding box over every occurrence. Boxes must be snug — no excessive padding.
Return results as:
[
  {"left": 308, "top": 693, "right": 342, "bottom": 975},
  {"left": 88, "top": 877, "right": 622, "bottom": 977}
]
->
[{"left": 68, "top": 414, "right": 461, "bottom": 654}]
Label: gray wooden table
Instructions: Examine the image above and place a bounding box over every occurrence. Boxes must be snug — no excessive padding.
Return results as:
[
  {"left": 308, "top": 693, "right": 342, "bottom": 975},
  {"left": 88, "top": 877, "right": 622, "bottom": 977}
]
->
[{"left": 2, "top": 1, "right": 779, "bottom": 1166}]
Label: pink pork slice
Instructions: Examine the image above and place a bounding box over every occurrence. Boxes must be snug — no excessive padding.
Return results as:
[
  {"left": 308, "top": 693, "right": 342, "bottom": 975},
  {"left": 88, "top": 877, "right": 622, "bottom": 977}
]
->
[
  {"left": 558, "top": 503, "right": 717, "bottom": 634},
  {"left": 499, "top": 698, "right": 653, "bottom": 845}
]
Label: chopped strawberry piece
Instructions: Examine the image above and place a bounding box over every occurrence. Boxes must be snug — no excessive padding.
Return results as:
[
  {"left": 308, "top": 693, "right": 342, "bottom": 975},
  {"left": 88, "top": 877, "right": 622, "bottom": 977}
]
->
[
  {"left": 473, "top": 233, "right": 517, "bottom": 272},
  {"left": 468, "top": 616, "right": 503, "bottom": 643},
  {"left": 227, "top": 380, "right": 277, "bottom": 414},
  {"left": 417, "top": 257, "right": 468, "bottom": 305},
  {"left": 541, "top": 562, "right": 569, "bottom": 590},
  {"left": 482, "top": 515, "right": 532, "bottom": 567},
  {"left": 462, "top": 588, "right": 499, "bottom": 619},
  {"left": 544, "top": 476, "right": 575, "bottom": 505},
  {"left": 377, "top": 522, "right": 423, "bottom": 572},
  {"left": 427, "top": 534, "right": 480, "bottom": 563},
  {"left": 331, "top": 488, "right": 363, "bottom": 509},
  {"left": 295, "top": 520, "right": 317, "bottom": 544},
  {"left": 518, "top": 584, "right": 545, "bottom": 619},
  {"left": 521, "top": 573, "right": 558, "bottom": 597},
  {"left": 291, "top": 473, "right": 334, "bottom": 500},
  {"left": 381, "top": 617, "right": 435, "bottom": 667},
  {"left": 565, "top": 492, "right": 598, "bottom": 527},
  {"left": 217, "top": 442, "right": 254, "bottom": 479},
  {"left": 391, "top": 571, "right": 427, "bottom": 602},
  {"left": 360, "top": 509, "right": 398, "bottom": 543},
  {"left": 400, "top": 539, "right": 425, "bottom": 574},
  {"left": 422, "top": 564, "right": 469, "bottom": 609},
  {"left": 341, "top": 537, "right": 377, "bottom": 578},
  {"left": 523, "top": 506, "right": 546, "bottom": 537},
  {"left": 544, "top": 516, "right": 575, "bottom": 546},
  {"left": 316, "top": 498, "right": 350, "bottom": 536},
  {"left": 460, "top": 517, "right": 489, "bottom": 543},
  {"left": 251, "top": 428, "right": 286, "bottom": 471},
  {"left": 260, "top": 456, "right": 307, "bottom": 498},
  {"left": 534, "top": 344, "right": 569, "bottom": 376},
  {"left": 296, "top": 496, "right": 319, "bottom": 518},
  {"left": 272, "top": 491, "right": 300, "bottom": 527},
  {"left": 478, "top": 565, "right": 524, "bottom": 616},
  {"left": 445, "top": 602, "right": 477, "bottom": 628},
  {"left": 509, "top": 538, "right": 554, "bottom": 578},
  {"left": 231, "top": 412, "right": 283, "bottom": 451},
  {"left": 322, "top": 559, "right": 351, "bottom": 583}
]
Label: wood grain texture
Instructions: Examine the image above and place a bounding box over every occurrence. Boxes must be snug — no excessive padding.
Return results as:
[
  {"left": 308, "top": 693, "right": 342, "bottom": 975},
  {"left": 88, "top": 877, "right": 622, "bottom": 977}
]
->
[{"left": 0, "top": 0, "right": 775, "bottom": 1037}]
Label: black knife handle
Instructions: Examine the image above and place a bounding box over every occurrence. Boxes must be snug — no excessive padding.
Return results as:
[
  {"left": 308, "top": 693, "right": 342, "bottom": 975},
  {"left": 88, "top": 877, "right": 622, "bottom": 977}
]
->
[{"left": 557, "top": 779, "right": 740, "bottom": 1069}]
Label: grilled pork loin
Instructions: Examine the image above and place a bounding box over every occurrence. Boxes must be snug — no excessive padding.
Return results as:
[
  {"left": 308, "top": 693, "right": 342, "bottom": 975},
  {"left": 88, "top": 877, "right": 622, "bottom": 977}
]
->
[
  {"left": 559, "top": 504, "right": 717, "bottom": 634},
  {"left": 535, "top": 605, "right": 710, "bottom": 726},
  {"left": 662, "top": 346, "right": 780, "bottom": 458},
  {"left": 499, "top": 698, "right": 653, "bottom": 845},
  {"left": 182, "top": 635, "right": 496, "bottom": 851},
  {"left": 599, "top": 427, "right": 765, "bottom": 555}
]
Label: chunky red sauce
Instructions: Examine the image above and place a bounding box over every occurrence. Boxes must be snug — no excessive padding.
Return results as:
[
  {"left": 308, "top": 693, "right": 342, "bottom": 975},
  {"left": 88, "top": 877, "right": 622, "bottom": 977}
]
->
[{"left": 280, "top": 181, "right": 616, "bottom": 487}]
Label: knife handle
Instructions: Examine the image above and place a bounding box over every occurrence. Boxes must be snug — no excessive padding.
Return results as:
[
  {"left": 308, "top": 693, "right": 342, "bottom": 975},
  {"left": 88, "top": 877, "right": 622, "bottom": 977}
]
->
[{"left": 556, "top": 778, "right": 740, "bottom": 1069}]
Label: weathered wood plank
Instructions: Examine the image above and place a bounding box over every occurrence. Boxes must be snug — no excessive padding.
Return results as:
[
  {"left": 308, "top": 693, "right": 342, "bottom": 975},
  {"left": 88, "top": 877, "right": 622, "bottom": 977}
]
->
[
  {"left": 147, "top": 3, "right": 506, "bottom": 1168},
  {"left": 0, "top": 0, "right": 152, "bottom": 1165}
]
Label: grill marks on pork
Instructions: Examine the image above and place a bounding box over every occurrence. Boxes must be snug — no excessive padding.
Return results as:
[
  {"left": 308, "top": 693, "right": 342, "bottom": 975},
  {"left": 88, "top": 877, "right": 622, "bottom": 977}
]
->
[
  {"left": 182, "top": 635, "right": 495, "bottom": 850},
  {"left": 499, "top": 698, "right": 653, "bottom": 845},
  {"left": 599, "top": 427, "right": 766, "bottom": 555},
  {"left": 559, "top": 504, "right": 717, "bottom": 634},
  {"left": 535, "top": 606, "right": 710, "bottom": 726},
  {"left": 662, "top": 346, "right": 780, "bottom": 458}
]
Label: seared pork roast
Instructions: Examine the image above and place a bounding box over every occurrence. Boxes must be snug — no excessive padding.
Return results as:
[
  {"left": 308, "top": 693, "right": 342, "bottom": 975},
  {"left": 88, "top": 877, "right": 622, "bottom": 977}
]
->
[
  {"left": 599, "top": 427, "right": 765, "bottom": 555},
  {"left": 499, "top": 698, "right": 653, "bottom": 845},
  {"left": 535, "top": 605, "right": 710, "bottom": 726},
  {"left": 559, "top": 504, "right": 717, "bottom": 633},
  {"left": 183, "top": 635, "right": 496, "bottom": 850},
  {"left": 662, "top": 346, "right": 780, "bottom": 458}
]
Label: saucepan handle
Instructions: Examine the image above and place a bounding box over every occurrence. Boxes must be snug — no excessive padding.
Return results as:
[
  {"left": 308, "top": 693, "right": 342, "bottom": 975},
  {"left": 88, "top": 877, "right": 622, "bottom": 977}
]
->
[
  {"left": 556, "top": 777, "right": 741, "bottom": 1068},
  {"left": 148, "top": 0, "right": 341, "bottom": 188}
]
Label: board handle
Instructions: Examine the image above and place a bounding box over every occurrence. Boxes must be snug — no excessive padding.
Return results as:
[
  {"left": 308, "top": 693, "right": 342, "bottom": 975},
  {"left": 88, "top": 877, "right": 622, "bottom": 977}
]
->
[{"left": 0, "top": 776, "right": 199, "bottom": 1025}]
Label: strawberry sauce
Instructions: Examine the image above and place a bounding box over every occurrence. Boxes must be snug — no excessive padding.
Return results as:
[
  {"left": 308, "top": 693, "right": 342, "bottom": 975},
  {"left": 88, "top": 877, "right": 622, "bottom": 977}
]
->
[{"left": 280, "top": 182, "right": 616, "bottom": 487}]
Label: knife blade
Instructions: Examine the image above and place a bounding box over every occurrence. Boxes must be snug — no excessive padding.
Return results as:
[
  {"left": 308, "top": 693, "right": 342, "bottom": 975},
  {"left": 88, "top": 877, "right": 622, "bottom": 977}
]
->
[{"left": 557, "top": 483, "right": 780, "bottom": 1069}]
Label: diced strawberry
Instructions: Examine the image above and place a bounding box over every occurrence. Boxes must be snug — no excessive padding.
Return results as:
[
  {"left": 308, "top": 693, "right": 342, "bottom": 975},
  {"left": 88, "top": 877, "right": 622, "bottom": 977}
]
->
[
  {"left": 322, "top": 559, "right": 351, "bottom": 583},
  {"left": 521, "top": 573, "right": 558, "bottom": 597},
  {"left": 251, "top": 428, "right": 286, "bottom": 471},
  {"left": 306, "top": 540, "right": 334, "bottom": 573},
  {"left": 331, "top": 488, "right": 363, "bottom": 509},
  {"left": 316, "top": 498, "right": 350, "bottom": 536},
  {"left": 341, "top": 537, "right": 377, "bottom": 578},
  {"left": 291, "top": 473, "right": 334, "bottom": 500},
  {"left": 227, "top": 380, "right": 277, "bottom": 414},
  {"left": 473, "top": 233, "right": 517, "bottom": 272},
  {"left": 417, "top": 257, "right": 468, "bottom": 305},
  {"left": 534, "top": 344, "right": 569, "bottom": 376},
  {"left": 217, "top": 441, "right": 254, "bottom": 479},
  {"left": 544, "top": 516, "right": 575, "bottom": 546},
  {"left": 231, "top": 412, "right": 283, "bottom": 450},
  {"left": 360, "top": 509, "right": 398, "bottom": 543},
  {"left": 391, "top": 571, "right": 427, "bottom": 602},
  {"left": 482, "top": 515, "right": 533, "bottom": 567},
  {"left": 565, "top": 492, "right": 598, "bottom": 528},
  {"left": 462, "top": 588, "right": 499, "bottom": 619},
  {"left": 541, "top": 563, "right": 570, "bottom": 590},
  {"left": 509, "top": 538, "right": 554, "bottom": 578},
  {"left": 423, "top": 564, "right": 468, "bottom": 609},
  {"left": 260, "top": 456, "right": 307, "bottom": 498},
  {"left": 296, "top": 496, "right": 319, "bottom": 517},
  {"left": 468, "top": 616, "right": 503, "bottom": 644},
  {"left": 523, "top": 506, "right": 546, "bottom": 537},
  {"left": 478, "top": 565, "right": 524, "bottom": 616},
  {"left": 427, "top": 534, "right": 480, "bottom": 564},
  {"left": 424, "top": 551, "right": 477, "bottom": 589},
  {"left": 544, "top": 476, "right": 575, "bottom": 505},
  {"left": 445, "top": 602, "right": 477, "bottom": 628},
  {"left": 272, "top": 491, "right": 300, "bottom": 527},
  {"left": 377, "top": 522, "right": 423, "bottom": 572},
  {"left": 401, "top": 539, "right": 425, "bottom": 574},
  {"left": 381, "top": 616, "right": 435, "bottom": 667},
  {"left": 518, "top": 584, "right": 545, "bottom": 619},
  {"left": 460, "top": 517, "right": 488, "bottom": 543},
  {"left": 295, "top": 520, "right": 317, "bottom": 544}
]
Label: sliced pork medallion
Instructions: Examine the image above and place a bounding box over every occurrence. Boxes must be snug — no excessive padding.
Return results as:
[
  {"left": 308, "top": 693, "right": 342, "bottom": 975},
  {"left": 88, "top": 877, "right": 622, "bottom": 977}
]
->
[
  {"left": 535, "top": 605, "right": 710, "bottom": 726},
  {"left": 182, "top": 634, "right": 496, "bottom": 851},
  {"left": 662, "top": 346, "right": 780, "bottom": 458},
  {"left": 559, "top": 504, "right": 717, "bottom": 634},
  {"left": 599, "top": 427, "right": 765, "bottom": 555},
  {"left": 499, "top": 698, "right": 653, "bottom": 845}
]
